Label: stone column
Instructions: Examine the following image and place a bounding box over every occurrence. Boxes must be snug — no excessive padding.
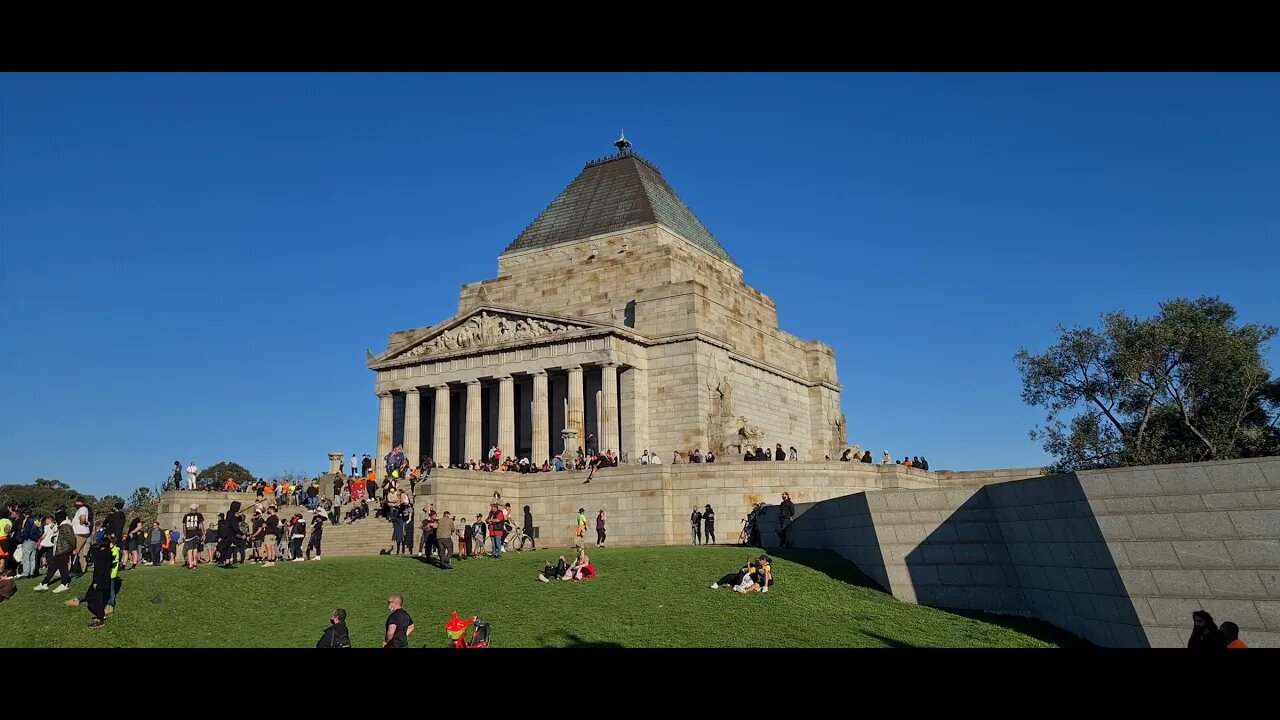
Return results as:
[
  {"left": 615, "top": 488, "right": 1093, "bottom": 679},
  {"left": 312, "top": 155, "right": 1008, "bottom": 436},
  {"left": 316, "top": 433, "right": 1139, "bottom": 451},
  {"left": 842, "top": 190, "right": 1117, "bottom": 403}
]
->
[
  {"left": 464, "top": 379, "right": 482, "bottom": 464},
  {"left": 328, "top": 452, "right": 343, "bottom": 476},
  {"left": 621, "top": 366, "right": 649, "bottom": 462},
  {"left": 375, "top": 392, "right": 393, "bottom": 477},
  {"left": 497, "top": 375, "right": 515, "bottom": 459},
  {"left": 600, "top": 362, "right": 620, "bottom": 457},
  {"left": 404, "top": 388, "right": 421, "bottom": 468},
  {"left": 566, "top": 365, "right": 585, "bottom": 456},
  {"left": 432, "top": 384, "right": 450, "bottom": 466},
  {"left": 531, "top": 370, "right": 549, "bottom": 465}
]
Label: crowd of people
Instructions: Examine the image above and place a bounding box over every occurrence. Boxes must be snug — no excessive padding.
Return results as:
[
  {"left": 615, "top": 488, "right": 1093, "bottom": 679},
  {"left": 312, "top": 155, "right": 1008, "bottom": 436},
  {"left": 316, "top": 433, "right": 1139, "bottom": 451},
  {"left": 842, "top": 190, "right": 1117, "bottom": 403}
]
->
[{"left": 835, "top": 447, "right": 931, "bottom": 470}]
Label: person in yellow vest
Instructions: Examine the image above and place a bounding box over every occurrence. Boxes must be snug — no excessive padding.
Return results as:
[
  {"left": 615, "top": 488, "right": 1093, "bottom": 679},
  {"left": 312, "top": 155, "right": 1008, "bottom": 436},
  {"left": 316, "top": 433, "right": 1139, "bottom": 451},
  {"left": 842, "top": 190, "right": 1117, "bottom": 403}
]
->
[{"left": 573, "top": 508, "right": 587, "bottom": 550}]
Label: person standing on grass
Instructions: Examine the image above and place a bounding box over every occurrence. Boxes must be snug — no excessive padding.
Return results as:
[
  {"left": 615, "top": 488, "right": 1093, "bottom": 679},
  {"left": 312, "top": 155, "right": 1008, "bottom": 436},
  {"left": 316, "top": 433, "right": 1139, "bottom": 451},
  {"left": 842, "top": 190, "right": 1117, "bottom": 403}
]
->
[
  {"left": 486, "top": 503, "right": 505, "bottom": 558},
  {"left": 702, "top": 504, "right": 716, "bottom": 544},
  {"left": 148, "top": 521, "right": 164, "bottom": 566},
  {"left": 305, "top": 512, "right": 324, "bottom": 561},
  {"left": 261, "top": 507, "right": 280, "bottom": 567},
  {"left": 35, "top": 510, "right": 75, "bottom": 593},
  {"left": 383, "top": 594, "right": 414, "bottom": 648},
  {"left": 37, "top": 515, "right": 56, "bottom": 579},
  {"left": 318, "top": 608, "right": 351, "bottom": 648},
  {"left": 181, "top": 503, "right": 203, "bottom": 571},
  {"left": 573, "top": 508, "right": 587, "bottom": 550},
  {"left": 690, "top": 507, "right": 702, "bottom": 545},
  {"left": 290, "top": 514, "right": 306, "bottom": 561},
  {"left": 85, "top": 535, "right": 115, "bottom": 628},
  {"left": 595, "top": 509, "right": 607, "bottom": 548},
  {"left": 71, "top": 497, "right": 92, "bottom": 577},
  {"left": 436, "top": 512, "right": 455, "bottom": 569},
  {"left": 522, "top": 505, "right": 536, "bottom": 551}
]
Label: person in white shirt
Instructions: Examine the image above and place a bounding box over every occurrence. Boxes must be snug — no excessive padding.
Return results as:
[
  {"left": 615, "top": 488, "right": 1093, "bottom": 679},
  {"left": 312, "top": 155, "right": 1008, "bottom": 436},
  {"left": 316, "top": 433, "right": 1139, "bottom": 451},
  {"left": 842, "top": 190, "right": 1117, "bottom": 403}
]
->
[
  {"left": 71, "top": 497, "right": 91, "bottom": 576},
  {"left": 651, "top": 452, "right": 662, "bottom": 465},
  {"left": 350, "top": 454, "right": 358, "bottom": 479},
  {"left": 639, "top": 450, "right": 649, "bottom": 465},
  {"left": 186, "top": 461, "right": 199, "bottom": 490}
]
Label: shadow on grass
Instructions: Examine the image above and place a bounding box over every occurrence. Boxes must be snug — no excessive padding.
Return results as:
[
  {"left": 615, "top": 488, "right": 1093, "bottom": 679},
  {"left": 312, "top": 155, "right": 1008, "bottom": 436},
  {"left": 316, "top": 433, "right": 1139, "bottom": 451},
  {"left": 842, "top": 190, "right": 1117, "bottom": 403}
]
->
[
  {"left": 765, "top": 547, "right": 1091, "bottom": 647},
  {"left": 860, "top": 631, "right": 917, "bottom": 648},
  {"left": 763, "top": 547, "right": 886, "bottom": 592},
  {"left": 940, "top": 609, "right": 1094, "bottom": 648},
  {"left": 539, "top": 633, "right": 624, "bottom": 648}
]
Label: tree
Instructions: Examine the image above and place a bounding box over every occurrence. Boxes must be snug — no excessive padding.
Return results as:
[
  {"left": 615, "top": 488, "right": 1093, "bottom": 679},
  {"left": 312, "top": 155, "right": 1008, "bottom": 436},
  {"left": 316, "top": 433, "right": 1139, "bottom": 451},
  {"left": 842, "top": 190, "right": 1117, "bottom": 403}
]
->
[
  {"left": 1015, "top": 296, "right": 1280, "bottom": 472},
  {"left": 196, "top": 462, "right": 256, "bottom": 490},
  {"left": 127, "top": 486, "right": 160, "bottom": 527},
  {"left": 0, "top": 478, "right": 98, "bottom": 518}
]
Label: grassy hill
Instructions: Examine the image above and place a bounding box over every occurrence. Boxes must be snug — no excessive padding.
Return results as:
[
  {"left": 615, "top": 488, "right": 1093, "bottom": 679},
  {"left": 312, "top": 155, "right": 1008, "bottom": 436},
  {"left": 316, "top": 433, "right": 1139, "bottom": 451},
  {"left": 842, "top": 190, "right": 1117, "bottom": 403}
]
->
[{"left": 0, "top": 546, "right": 1080, "bottom": 647}]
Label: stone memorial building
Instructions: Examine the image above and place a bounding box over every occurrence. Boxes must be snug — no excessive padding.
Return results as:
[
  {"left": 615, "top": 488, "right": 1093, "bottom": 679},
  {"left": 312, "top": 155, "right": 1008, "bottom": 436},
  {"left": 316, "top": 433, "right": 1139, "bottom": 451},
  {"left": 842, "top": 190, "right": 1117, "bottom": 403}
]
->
[{"left": 368, "top": 137, "right": 846, "bottom": 472}]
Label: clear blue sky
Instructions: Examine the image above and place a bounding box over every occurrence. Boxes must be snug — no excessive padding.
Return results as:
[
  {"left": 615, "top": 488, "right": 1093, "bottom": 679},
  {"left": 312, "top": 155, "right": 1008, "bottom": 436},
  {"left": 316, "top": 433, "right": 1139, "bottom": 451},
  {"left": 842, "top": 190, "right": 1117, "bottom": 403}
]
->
[{"left": 2, "top": 73, "right": 1277, "bottom": 498}]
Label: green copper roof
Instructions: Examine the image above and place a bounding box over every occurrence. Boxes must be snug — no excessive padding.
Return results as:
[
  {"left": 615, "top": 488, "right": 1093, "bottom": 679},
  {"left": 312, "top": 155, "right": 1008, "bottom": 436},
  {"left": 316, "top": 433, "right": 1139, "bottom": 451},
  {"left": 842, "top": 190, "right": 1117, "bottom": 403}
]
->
[{"left": 502, "top": 152, "right": 736, "bottom": 266}]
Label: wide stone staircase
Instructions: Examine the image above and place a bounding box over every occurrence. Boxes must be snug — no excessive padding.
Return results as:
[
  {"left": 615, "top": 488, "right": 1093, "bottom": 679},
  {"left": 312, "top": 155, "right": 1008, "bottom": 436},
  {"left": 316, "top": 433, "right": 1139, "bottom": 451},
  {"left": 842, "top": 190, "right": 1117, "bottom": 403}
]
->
[{"left": 314, "top": 515, "right": 399, "bottom": 558}]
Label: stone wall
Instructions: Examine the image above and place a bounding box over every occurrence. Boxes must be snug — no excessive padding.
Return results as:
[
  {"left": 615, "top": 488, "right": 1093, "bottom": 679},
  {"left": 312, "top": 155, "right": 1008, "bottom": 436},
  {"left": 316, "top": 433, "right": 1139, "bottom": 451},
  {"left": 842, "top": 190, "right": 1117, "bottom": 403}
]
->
[
  {"left": 402, "top": 462, "right": 1035, "bottom": 552},
  {"left": 783, "top": 457, "right": 1280, "bottom": 648}
]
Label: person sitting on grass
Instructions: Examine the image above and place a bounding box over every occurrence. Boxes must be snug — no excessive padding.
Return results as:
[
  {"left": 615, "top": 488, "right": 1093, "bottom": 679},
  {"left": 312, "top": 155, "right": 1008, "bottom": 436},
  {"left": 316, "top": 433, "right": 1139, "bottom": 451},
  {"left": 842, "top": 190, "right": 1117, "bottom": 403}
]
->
[
  {"left": 561, "top": 548, "right": 595, "bottom": 582},
  {"left": 538, "top": 555, "right": 569, "bottom": 582},
  {"left": 711, "top": 554, "right": 773, "bottom": 593},
  {"left": 0, "top": 568, "right": 16, "bottom": 605}
]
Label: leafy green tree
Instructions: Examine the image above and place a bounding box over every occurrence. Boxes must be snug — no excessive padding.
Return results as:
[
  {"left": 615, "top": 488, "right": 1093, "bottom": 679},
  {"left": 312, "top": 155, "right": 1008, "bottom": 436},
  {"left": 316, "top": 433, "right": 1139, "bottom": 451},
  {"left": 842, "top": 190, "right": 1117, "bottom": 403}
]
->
[
  {"left": 127, "top": 486, "right": 161, "bottom": 527},
  {"left": 1015, "top": 296, "right": 1279, "bottom": 472},
  {"left": 0, "top": 478, "right": 97, "bottom": 518},
  {"left": 196, "top": 462, "right": 256, "bottom": 490}
]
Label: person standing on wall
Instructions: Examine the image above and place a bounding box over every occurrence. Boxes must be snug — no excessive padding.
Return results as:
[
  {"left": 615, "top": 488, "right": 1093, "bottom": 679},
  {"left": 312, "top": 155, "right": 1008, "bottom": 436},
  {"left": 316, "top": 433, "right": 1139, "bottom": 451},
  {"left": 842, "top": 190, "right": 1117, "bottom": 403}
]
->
[
  {"left": 777, "top": 492, "right": 795, "bottom": 548},
  {"left": 702, "top": 504, "right": 716, "bottom": 545},
  {"left": 186, "top": 460, "right": 199, "bottom": 490}
]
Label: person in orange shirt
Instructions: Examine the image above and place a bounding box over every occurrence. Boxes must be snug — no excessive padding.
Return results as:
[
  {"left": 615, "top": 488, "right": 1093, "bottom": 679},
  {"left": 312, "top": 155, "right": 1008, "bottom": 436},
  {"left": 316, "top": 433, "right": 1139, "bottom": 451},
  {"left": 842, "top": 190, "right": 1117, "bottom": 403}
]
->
[
  {"left": 223, "top": 479, "right": 237, "bottom": 492},
  {"left": 263, "top": 483, "right": 275, "bottom": 497},
  {"left": 1221, "top": 622, "right": 1248, "bottom": 648}
]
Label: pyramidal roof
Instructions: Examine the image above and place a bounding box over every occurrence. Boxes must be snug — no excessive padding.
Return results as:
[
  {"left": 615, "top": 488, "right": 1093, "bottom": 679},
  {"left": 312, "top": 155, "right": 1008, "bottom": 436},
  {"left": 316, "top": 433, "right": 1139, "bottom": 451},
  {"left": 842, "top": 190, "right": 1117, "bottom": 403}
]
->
[{"left": 502, "top": 148, "right": 736, "bottom": 266}]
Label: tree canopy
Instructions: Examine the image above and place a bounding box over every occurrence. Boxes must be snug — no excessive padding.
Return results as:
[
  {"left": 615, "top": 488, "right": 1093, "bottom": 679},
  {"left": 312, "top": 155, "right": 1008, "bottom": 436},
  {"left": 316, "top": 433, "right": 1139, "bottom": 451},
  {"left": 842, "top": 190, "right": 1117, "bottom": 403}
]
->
[
  {"left": 1015, "top": 296, "right": 1279, "bottom": 472},
  {"left": 196, "top": 461, "right": 257, "bottom": 489},
  {"left": 0, "top": 478, "right": 101, "bottom": 518}
]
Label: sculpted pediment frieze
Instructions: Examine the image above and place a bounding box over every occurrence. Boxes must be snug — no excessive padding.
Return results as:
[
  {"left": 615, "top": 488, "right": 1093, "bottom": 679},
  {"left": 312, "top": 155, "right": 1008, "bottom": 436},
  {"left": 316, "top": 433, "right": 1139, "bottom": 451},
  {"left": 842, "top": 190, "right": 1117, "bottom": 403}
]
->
[{"left": 383, "top": 309, "right": 595, "bottom": 364}]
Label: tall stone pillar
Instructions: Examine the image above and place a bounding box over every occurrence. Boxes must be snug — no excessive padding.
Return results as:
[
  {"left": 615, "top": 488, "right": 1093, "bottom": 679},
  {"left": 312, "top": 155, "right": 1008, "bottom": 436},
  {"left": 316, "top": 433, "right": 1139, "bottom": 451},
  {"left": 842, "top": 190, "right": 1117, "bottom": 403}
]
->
[
  {"left": 600, "top": 362, "right": 620, "bottom": 457},
  {"left": 375, "top": 392, "right": 393, "bottom": 477},
  {"left": 621, "top": 366, "right": 649, "bottom": 462},
  {"left": 404, "top": 388, "right": 421, "bottom": 468},
  {"left": 531, "top": 370, "right": 549, "bottom": 465},
  {"left": 497, "top": 375, "right": 515, "bottom": 459},
  {"left": 566, "top": 365, "right": 585, "bottom": 456},
  {"left": 464, "top": 380, "right": 482, "bottom": 464},
  {"left": 432, "top": 384, "right": 450, "bottom": 466}
]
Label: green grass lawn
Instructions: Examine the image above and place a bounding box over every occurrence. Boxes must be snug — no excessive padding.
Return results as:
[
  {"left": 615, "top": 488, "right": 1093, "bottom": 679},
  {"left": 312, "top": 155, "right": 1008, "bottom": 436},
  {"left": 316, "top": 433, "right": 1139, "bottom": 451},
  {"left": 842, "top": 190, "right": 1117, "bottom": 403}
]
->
[{"left": 0, "top": 546, "right": 1081, "bottom": 647}]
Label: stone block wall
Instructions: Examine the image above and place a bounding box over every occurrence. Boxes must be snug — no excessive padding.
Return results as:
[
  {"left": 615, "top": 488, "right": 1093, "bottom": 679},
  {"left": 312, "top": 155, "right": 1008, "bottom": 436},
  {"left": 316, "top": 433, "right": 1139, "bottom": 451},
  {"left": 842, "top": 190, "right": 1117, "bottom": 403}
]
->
[{"left": 783, "top": 457, "right": 1280, "bottom": 648}]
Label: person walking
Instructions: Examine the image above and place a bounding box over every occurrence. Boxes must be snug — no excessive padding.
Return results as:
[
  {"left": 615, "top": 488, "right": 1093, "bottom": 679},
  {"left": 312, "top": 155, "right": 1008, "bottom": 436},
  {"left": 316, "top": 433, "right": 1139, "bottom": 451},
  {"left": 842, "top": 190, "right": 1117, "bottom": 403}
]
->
[
  {"left": 383, "top": 594, "right": 414, "bottom": 648},
  {"left": 85, "top": 535, "right": 115, "bottom": 629},
  {"left": 573, "top": 508, "right": 587, "bottom": 550},
  {"left": 702, "top": 504, "right": 716, "bottom": 544},
  {"left": 595, "top": 509, "right": 607, "bottom": 548},
  {"left": 71, "top": 497, "right": 92, "bottom": 576},
  {"left": 35, "top": 510, "right": 75, "bottom": 593},
  {"left": 437, "top": 512, "right": 455, "bottom": 569},
  {"left": 778, "top": 492, "right": 796, "bottom": 548},
  {"left": 290, "top": 515, "right": 306, "bottom": 561},
  {"left": 522, "top": 505, "right": 536, "bottom": 551}
]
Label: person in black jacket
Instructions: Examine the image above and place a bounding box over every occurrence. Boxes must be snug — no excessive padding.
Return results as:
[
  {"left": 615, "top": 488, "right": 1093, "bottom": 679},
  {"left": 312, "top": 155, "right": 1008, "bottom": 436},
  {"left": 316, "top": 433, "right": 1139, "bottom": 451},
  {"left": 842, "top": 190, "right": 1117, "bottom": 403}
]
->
[
  {"left": 775, "top": 443, "right": 786, "bottom": 462},
  {"left": 1188, "top": 610, "right": 1225, "bottom": 650},
  {"left": 86, "top": 535, "right": 115, "bottom": 628},
  {"left": 317, "top": 608, "right": 351, "bottom": 648},
  {"left": 777, "top": 492, "right": 796, "bottom": 548}
]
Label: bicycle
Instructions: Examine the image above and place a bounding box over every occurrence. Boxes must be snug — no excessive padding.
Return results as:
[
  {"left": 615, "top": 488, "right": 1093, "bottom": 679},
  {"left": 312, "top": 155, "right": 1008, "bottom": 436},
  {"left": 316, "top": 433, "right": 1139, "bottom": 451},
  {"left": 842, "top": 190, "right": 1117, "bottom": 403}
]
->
[{"left": 503, "top": 526, "right": 534, "bottom": 552}]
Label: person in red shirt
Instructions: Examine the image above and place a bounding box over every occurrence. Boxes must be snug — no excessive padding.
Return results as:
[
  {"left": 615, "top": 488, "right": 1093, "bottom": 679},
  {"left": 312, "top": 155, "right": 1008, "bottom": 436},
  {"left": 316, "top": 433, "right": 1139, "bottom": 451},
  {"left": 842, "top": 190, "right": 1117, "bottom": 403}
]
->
[{"left": 486, "top": 503, "right": 505, "bottom": 559}]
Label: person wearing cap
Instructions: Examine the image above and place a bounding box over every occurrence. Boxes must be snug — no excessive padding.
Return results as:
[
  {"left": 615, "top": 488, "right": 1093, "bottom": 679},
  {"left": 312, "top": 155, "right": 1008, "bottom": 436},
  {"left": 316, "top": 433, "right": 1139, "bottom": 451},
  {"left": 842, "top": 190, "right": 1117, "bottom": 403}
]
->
[{"left": 181, "top": 503, "right": 204, "bottom": 570}]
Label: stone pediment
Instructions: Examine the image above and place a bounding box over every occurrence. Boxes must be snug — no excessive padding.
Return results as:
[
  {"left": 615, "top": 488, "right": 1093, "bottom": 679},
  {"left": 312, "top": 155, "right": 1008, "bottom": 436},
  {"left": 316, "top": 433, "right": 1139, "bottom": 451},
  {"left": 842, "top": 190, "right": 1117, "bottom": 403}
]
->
[{"left": 371, "top": 307, "right": 601, "bottom": 368}]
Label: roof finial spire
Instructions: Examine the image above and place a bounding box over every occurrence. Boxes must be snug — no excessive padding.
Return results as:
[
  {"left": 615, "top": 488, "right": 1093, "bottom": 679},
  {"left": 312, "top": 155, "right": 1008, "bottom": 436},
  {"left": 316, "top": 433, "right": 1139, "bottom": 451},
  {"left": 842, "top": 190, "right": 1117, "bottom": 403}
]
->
[{"left": 614, "top": 129, "right": 632, "bottom": 156}]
